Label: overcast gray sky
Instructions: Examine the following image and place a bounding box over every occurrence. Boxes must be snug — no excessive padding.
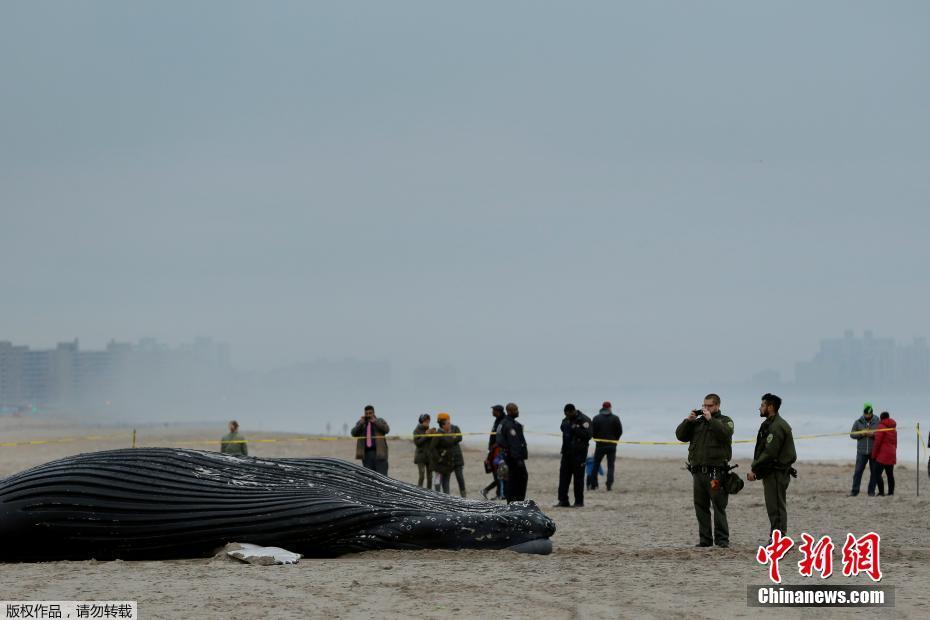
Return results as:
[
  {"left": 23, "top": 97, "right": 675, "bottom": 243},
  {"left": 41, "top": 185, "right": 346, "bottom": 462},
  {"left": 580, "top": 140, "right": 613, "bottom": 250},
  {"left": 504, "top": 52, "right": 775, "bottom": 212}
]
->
[{"left": 2, "top": 1, "right": 928, "bottom": 389}]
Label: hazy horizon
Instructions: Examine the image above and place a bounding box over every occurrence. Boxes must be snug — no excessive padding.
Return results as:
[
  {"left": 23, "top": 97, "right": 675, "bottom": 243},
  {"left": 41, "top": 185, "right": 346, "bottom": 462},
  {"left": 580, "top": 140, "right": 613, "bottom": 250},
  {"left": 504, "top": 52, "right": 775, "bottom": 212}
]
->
[{"left": 3, "top": 2, "right": 929, "bottom": 396}]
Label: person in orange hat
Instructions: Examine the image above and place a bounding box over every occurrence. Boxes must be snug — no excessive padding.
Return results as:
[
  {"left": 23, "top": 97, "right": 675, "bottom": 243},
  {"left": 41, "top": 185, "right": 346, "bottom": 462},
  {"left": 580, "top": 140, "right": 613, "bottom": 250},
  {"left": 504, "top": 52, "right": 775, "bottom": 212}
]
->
[
  {"left": 431, "top": 412, "right": 466, "bottom": 497},
  {"left": 428, "top": 413, "right": 456, "bottom": 495}
]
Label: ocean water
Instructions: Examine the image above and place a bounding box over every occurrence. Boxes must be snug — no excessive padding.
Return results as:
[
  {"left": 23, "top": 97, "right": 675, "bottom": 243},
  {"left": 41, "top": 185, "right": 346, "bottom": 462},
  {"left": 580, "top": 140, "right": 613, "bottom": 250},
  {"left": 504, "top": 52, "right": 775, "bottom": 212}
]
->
[{"left": 250, "top": 387, "right": 930, "bottom": 463}]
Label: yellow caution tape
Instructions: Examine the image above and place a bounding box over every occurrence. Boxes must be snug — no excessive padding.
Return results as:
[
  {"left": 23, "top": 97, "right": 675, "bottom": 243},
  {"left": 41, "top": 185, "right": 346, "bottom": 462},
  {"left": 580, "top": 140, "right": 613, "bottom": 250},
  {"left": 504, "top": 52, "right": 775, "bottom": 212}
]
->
[
  {"left": 522, "top": 432, "right": 686, "bottom": 446},
  {"left": 523, "top": 427, "right": 899, "bottom": 446},
  {"left": 0, "top": 424, "right": 912, "bottom": 449},
  {"left": 0, "top": 431, "right": 130, "bottom": 448},
  {"left": 146, "top": 431, "right": 493, "bottom": 447}
]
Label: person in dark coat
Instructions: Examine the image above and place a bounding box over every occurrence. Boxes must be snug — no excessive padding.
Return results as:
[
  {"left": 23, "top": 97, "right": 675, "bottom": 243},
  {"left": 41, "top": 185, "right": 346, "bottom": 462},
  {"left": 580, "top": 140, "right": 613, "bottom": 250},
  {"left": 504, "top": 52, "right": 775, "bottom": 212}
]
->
[
  {"left": 591, "top": 401, "right": 622, "bottom": 490},
  {"left": 555, "top": 403, "right": 592, "bottom": 508},
  {"left": 496, "top": 402, "right": 529, "bottom": 503},
  {"left": 413, "top": 414, "right": 434, "bottom": 488},
  {"left": 442, "top": 412, "right": 467, "bottom": 497},
  {"left": 482, "top": 405, "right": 506, "bottom": 500},
  {"left": 871, "top": 411, "right": 897, "bottom": 496},
  {"left": 430, "top": 413, "right": 459, "bottom": 494},
  {"left": 351, "top": 405, "right": 390, "bottom": 476},
  {"left": 849, "top": 403, "right": 883, "bottom": 496}
]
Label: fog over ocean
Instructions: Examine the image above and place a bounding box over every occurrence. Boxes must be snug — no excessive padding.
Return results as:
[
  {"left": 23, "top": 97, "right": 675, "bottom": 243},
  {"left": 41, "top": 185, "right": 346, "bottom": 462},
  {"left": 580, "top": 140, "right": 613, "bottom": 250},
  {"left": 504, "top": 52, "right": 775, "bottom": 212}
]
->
[{"left": 225, "top": 387, "right": 926, "bottom": 461}]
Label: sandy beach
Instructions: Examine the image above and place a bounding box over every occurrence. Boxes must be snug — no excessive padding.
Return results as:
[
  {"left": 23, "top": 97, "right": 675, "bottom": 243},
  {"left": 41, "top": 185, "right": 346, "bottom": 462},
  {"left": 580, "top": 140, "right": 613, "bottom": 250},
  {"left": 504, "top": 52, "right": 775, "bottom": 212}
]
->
[{"left": 1, "top": 416, "right": 928, "bottom": 619}]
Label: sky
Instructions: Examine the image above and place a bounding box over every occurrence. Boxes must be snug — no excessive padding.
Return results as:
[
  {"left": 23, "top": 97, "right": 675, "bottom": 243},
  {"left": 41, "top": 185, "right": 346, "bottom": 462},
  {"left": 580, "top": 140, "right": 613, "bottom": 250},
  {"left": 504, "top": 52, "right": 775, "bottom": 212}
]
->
[{"left": 2, "top": 1, "right": 929, "bottom": 390}]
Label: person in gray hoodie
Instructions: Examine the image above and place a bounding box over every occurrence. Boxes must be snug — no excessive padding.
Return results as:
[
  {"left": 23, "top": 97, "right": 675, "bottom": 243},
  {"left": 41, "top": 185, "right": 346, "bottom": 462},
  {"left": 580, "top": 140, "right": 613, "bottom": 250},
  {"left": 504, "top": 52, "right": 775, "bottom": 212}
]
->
[{"left": 848, "top": 402, "right": 884, "bottom": 497}]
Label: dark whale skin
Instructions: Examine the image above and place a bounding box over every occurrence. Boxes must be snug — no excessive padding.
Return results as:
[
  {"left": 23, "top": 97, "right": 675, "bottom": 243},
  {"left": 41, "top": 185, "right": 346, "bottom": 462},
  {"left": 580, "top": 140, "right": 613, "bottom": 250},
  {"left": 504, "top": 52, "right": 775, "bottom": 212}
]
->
[{"left": 0, "top": 448, "right": 555, "bottom": 561}]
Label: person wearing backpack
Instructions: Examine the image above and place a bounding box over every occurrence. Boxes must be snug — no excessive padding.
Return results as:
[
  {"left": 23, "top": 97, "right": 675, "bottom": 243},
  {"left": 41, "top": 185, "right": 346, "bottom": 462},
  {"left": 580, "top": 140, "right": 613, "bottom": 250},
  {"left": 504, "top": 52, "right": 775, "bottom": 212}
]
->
[{"left": 481, "top": 405, "right": 506, "bottom": 500}]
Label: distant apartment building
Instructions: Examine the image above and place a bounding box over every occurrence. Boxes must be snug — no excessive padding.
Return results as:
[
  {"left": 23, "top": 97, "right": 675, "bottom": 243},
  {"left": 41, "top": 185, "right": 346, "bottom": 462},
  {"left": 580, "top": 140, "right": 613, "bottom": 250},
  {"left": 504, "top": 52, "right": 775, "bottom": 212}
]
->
[
  {"left": 794, "top": 330, "right": 930, "bottom": 390},
  {"left": 0, "top": 338, "right": 231, "bottom": 409},
  {"left": 1, "top": 338, "right": 395, "bottom": 416}
]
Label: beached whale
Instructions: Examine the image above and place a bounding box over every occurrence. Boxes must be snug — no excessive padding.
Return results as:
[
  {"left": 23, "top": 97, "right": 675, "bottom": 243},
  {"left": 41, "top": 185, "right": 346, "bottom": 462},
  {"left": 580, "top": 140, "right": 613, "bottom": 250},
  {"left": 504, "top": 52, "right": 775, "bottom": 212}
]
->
[{"left": 0, "top": 448, "right": 555, "bottom": 561}]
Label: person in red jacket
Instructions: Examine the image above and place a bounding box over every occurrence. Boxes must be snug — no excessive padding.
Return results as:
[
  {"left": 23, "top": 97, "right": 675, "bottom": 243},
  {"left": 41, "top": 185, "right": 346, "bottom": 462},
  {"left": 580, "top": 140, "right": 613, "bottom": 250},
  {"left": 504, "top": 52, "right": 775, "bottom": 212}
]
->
[{"left": 871, "top": 411, "right": 897, "bottom": 496}]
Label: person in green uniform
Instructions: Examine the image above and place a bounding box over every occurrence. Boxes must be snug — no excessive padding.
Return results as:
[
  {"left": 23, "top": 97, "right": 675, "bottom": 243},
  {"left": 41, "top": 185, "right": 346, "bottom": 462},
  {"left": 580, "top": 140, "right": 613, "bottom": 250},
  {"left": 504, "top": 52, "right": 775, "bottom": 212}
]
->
[
  {"left": 220, "top": 420, "right": 248, "bottom": 456},
  {"left": 747, "top": 393, "right": 797, "bottom": 537},
  {"left": 675, "top": 393, "right": 734, "bottom": 548}
]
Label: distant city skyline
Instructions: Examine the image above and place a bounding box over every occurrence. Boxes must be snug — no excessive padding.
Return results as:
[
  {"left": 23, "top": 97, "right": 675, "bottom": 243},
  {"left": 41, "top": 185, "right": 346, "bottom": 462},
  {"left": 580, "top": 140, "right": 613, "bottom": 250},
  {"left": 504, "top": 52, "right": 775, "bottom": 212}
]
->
[
  {"left": 793, "top": 330, "right": 930, "bottom": 391},
  {"left": 0, "top": 337, "right": 231, "bottom": 411},
  {"left": 4, "top": 327, "right": 929, "bottom": 418}
]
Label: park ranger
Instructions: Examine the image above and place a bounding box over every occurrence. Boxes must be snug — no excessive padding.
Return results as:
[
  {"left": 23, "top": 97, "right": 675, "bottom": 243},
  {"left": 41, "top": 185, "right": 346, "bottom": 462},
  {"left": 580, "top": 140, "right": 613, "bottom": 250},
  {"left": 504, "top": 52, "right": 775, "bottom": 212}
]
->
[
  {"left": 675, "top": 393, "right": 734, "bottom": 548},
  {"left": 220, "top": 420, "right": 248, "bottom": 456},
  {"left": 747, "top": 393, "right": 797, "bottom": 537}
]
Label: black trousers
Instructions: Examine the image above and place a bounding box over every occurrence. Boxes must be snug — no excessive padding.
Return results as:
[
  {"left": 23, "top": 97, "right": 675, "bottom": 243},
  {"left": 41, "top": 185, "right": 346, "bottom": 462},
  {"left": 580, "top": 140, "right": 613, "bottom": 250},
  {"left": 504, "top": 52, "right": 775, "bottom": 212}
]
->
[
  {"left": 851, "top": 453, "right": 883, "bottom": 495},
  {"left": 483, "top": 471, "right": 501, "bottom": 497},
  {"left": 876, "top": 463, "right": 895, "bottom": 495},
  {"left": 866, "top": 459, "right": 886, "bottom": 496},
  {"left": 558, "top": 453, "right": 586, "bottom": 505},
  {"left": 438, "top": 471, "right": 451, "bottom": 494},
  {"left": 592, "top": 445, "right": 617, "bottom": 489},
  {"left": 416, "top": 463, "right": 431, "bottom": 488},
  {"left": 453, "top": 465, "right": 466, "bottom": 497},
  {"left": 362, "top": 451, "right": 388, "bottom": 476},
  {"left": 505, "top": 458, "right": 528, "bottom": 502}
]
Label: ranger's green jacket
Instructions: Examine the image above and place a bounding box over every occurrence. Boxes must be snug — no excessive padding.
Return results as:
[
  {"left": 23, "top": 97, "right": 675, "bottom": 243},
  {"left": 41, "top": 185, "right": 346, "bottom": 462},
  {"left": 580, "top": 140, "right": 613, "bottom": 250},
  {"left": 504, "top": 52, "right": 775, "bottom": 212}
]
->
[
  {"left": 751, "top": 413, "right": 797, "bottom": 477},
  {"left": 675, "top": 411, "right": 733, "bottom": 466},
  {"left": 220, "top": 431, "right": 248, "bottom": 456}
]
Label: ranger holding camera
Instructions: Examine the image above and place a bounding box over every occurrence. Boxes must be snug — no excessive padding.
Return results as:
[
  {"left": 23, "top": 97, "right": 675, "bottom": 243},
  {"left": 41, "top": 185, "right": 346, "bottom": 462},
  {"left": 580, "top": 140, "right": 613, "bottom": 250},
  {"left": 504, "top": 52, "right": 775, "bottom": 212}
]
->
[{"left": 675, "top": 393, "right": 735, "bottom": 548}]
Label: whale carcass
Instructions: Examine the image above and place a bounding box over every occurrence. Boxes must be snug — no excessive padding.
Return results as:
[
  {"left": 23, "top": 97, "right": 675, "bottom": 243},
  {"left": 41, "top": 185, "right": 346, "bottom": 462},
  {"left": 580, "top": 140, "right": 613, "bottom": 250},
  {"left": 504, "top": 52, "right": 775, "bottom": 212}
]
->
[{"left": 0, "top": 448, "right": 555, "bottom": 561}]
